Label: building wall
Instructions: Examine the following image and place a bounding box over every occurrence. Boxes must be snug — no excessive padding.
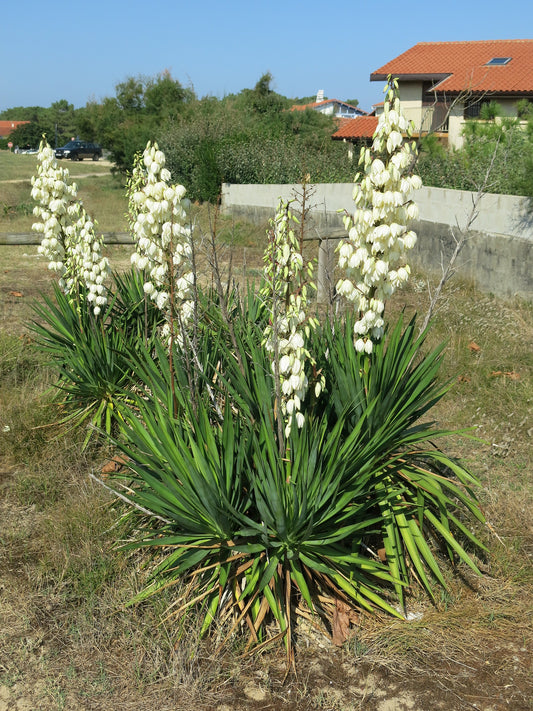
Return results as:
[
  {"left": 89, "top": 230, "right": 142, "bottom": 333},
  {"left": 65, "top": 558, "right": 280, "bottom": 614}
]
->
[
  {"left": 221, "top": 182, "right": 533, "bottom": 300},
  {"left": 377, "top": 82, "right": 465, "bottom": 145},
  {"left": 398, "top": 82, "right": 434, "bottom": 132},
  {"left": 385, "top": 85, "right": 526, "bottom": 149},
  {"left": 498, "top": 98, "right": 522, "bottom": 116},
  {"left": 448, "top": 99, "right": 524, "bottom": 149}
]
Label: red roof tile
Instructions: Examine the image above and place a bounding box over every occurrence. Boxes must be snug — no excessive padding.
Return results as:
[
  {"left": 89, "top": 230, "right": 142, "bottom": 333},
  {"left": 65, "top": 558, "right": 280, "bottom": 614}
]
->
[
  {"left": 371, "top": 40, "right": 533, "bottom": 95},
  {"left": 335, "top": 118, "right": 355, "bottom": 131},
  {"left": 332, "top": 116, "right": 379, "bottom": 140},
  {"left": 0, "top": 120, "right": 29, "bottom": 138}
]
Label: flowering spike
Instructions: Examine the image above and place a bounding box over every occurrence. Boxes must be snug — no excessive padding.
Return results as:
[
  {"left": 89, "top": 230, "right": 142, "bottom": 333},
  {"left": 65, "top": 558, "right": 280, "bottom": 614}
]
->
[
  {"left": 31, "top": 137, "right": 109, "bottom": 315},
  {"left": 336, "top": 80, "right": 421, "bottom": 352},
  {"left": 261, "top": 199, "right": 323, "bottom": 436},
  {"left": 130, "top": 141, "right": 193, "bottom": 347}
]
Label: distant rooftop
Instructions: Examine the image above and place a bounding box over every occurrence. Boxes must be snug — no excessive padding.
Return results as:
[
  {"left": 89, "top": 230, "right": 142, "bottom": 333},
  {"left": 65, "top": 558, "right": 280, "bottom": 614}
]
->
[
  {"left": 332, "top": 116, "right": 379, "bottom": 140},
  {"left": 371, "top": 39, "right": 533, "bottom": 95}
]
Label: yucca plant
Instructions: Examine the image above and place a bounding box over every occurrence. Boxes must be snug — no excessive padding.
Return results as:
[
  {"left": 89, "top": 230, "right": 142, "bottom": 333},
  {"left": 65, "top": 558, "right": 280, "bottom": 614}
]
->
[
  {"left": 27, "top": 107, "right": 489, "bottom": 667},
  {"left": 30, "top": 283, "right": 135, "bottom": 447},
  {"left": 110, "top": 267, "right": 165, "bottom": 350},
  {"left": 104, "top": 283, "right": 487, "bottom": 661},
  {"left": 108, "top": 318, "right": 404, "bottom": 664},
  {"left": 226, "top": 302, "right": 487, "bottom": 611},
  {"left": 317, "top": 312, "right": 487, "bottom": 610}
]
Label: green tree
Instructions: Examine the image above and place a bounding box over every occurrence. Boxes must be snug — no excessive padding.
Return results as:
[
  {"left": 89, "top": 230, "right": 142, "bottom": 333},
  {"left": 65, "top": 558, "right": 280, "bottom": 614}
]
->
[
  {"left": 99, "top": 72, "right": 194, "bottom": 171},
  {"left": 233, "top": 72, "right": 289, "bottom": 116},
  {"left": 0, "top": 105, "right": 44, "bottom": 120},
  {"left": 516, "top": 99, "right": 533, "bottom": 119},
  {"left": 144, "top": 70, "right": 192, "bottom": 116},
  {"left": 50, "top": 100, "right": 77, "bottom": 144},
  {"left": 115, "top": 76, "right": 145, "bottom": 112},
  {"left": 479, "top": 100, "right": 503, "bottom": 121},
  {"left": 418, "top": 116, "right": 533, "bottom": 197},
  {"left": 7, "top": 120, "right": 44, "bottom": 149}
]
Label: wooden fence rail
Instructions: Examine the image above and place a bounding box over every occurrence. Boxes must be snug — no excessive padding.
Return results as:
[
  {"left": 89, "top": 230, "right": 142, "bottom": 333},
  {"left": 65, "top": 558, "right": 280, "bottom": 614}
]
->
[
  {"left": 0, "top": 230, "right": 345, "bottom": 303},
  {"left": 0, "top": 233, "right": 133, "bottom": 246}
]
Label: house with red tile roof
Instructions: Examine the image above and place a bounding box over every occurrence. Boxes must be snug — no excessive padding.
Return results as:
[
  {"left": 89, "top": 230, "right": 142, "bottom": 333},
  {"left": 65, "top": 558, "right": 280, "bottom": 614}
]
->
[
  {"left": 331, "top": 116, "right": 379, "bottom": 157},
  {"left": 0, "top": 120, "right": 30, "bottom": 140},
  {"left": 370, "top": 39, "right": 533, "bottom": 148},
  {"left": 290, "top": 91, "right": 367, "bottom": 120}
]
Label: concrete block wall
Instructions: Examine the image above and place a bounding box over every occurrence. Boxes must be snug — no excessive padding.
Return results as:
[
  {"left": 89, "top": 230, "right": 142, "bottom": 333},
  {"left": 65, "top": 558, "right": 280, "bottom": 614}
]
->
[{"left": 221, "top": 183, "right": 533, "bottom": 300}]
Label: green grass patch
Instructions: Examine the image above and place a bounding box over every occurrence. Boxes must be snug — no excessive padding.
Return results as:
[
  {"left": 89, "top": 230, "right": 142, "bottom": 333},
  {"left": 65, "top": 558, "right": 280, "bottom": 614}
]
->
[
  {"left": 0, "top": 150, "right": 126, "bottom": 234},
  {"left": 0, "top": 150, "right": 112, "bottom": 181},
  {"left": 0, "top": 175, "right": 128, "bottom": 234}
]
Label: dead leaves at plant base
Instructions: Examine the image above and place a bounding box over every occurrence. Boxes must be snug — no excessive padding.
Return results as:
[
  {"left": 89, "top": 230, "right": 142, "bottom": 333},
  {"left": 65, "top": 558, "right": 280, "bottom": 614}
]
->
[
  {"left": 332, "top": 599, "right": 360, "bottom": 647},
  {"left": 100, "top": 455, "right": 130, "bottom": 479}
]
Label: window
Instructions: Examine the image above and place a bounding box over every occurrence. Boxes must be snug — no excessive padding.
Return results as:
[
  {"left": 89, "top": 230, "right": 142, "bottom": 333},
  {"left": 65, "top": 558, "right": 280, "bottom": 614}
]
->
[
  {"left": 464, "top": 100, "right": 484, "bottom": 119},
  {"left": 485, "top": 57, "right": 511, "bottom": 66},
  {"left": 422, "top": 81, "right": 438, "bottom": 106}
]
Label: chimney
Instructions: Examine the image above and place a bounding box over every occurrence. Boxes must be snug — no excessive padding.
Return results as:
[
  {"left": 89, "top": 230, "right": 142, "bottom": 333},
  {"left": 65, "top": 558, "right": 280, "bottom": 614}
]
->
[{"left": 316, "top": 90, "right": 324, "bottom": 103}]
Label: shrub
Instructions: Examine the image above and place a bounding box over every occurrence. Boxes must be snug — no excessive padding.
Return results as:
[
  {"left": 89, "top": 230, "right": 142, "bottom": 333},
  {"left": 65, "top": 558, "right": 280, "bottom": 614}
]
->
[{"left": 418, "top": 117, "right": 533, "bottom": 197}]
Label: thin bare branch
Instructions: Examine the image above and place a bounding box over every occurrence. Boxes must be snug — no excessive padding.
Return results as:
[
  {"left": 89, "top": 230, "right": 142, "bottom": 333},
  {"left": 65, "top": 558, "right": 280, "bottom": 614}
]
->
[{"left": 419, "top": 133, "right": 503, "bottom": 332}]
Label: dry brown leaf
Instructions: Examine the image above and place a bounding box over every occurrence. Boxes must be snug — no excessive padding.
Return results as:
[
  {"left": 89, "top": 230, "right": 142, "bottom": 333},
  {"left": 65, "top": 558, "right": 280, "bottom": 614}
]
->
[
  {"left": 377, "top": 547, "right": 387, "bottom": 562},
  {"left": 468, "top": 341, "right": 481, "bottom": 352},
  {"left": 101, "top": 455, "right": 130, "bottom": 478},
  {"left": 458, "top": 375, "right": 471, "bottom": 383},
  {"left": 490, "top": 371, "right": 520, "bottom": 380},
  {"left": 331, "top": 600, "right": 351, "bottom": 646},
  {"left": 9, "top": 290, "right": 23, "bottom": 297}
]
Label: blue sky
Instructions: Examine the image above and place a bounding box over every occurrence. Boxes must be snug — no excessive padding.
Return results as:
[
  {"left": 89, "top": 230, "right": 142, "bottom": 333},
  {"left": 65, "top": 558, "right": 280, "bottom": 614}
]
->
[{"left": 1, "top": 0, "right": 532, "bottom": 114}]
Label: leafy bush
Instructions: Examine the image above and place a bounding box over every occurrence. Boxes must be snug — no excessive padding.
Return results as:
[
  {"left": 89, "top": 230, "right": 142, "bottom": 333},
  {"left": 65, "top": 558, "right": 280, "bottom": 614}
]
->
[
  {"left": 157, "top": 92, "right": 354, "bottom": 201},
  {"left": 418, "top": 116, "right": 533, "bottom": 197}
]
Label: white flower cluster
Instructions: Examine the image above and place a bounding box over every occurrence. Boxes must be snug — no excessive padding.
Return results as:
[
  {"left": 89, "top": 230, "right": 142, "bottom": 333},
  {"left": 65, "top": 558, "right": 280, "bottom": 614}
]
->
[
  {"left": 66, "top": 205, "right": 110, "bottom": 315},
  {"left": 262, "top": 200, "right": 321, "bottom": 437},
  {"left": 31, "top": 138, "right": 109, "bottom": 315},
  {"left": 130, "top": 142, "right": 194, "bottom": 343},
  {"left": 336, "top": 81, "right": 422, "bottom": 353}
]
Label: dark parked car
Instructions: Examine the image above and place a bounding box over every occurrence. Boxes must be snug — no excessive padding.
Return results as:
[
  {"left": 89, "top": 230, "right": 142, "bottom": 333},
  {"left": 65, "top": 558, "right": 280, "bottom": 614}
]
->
[{"left": 55, "top": 140, "right": 102, "bottom": 161}]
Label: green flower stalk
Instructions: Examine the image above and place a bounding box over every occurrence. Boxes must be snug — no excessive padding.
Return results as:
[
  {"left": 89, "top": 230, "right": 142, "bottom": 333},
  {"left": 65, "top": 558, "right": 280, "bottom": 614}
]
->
[{"left": 262, "top": 199, "right": 321, "bottom": 437}]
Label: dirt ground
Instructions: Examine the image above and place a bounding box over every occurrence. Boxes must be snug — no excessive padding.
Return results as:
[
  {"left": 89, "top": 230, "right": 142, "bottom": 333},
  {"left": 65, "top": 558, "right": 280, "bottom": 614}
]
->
[
  {"left": 1, "top": 537, "right": 531, "bottom": 711},
  {"left": 0, "top": 246, "right": 532, "bottom": 711}
]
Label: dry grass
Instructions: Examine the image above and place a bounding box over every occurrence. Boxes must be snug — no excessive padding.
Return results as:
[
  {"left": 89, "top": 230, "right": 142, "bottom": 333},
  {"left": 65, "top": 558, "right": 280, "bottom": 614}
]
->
[
  {"left": 0, "top": 226, "right": 532, "bottom": 709},
  {"left": 0, "top": 174, "right": 129, "bottom": 234}
]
